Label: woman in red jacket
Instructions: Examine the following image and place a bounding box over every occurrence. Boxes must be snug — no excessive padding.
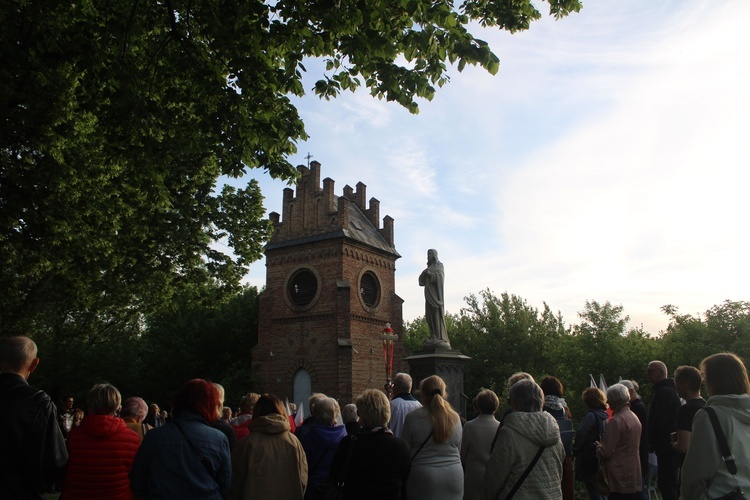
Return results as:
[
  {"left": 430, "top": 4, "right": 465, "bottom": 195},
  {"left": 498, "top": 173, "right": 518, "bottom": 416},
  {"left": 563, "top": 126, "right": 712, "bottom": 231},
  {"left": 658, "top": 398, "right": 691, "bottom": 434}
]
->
[{"left": 62, "top": 383, "right": 140, "bottom": 499}]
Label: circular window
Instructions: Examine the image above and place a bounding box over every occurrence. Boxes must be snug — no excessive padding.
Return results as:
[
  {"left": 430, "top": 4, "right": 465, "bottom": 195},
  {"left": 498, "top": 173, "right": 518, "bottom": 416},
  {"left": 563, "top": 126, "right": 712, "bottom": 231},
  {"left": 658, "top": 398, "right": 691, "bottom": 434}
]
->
[
  {"left": 360, "top": 271, "right": 380, "bottom": 308},
  {"left": 288, "top": 269, "right": 318, "bottom": 307}
]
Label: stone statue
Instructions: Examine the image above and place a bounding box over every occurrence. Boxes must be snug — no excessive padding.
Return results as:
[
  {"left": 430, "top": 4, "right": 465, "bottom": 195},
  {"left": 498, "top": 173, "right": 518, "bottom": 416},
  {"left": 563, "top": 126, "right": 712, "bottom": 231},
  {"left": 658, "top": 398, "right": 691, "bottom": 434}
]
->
[{"left": 418, "top": 249, "right": 450, "bottom": 348}]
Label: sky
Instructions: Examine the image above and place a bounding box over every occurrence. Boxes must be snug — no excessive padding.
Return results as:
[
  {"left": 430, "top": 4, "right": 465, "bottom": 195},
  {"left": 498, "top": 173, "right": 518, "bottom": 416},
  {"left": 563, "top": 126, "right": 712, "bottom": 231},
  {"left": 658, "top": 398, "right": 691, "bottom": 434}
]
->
[{"left": 238, "top": 0, "right": 750, "bottom": 334}]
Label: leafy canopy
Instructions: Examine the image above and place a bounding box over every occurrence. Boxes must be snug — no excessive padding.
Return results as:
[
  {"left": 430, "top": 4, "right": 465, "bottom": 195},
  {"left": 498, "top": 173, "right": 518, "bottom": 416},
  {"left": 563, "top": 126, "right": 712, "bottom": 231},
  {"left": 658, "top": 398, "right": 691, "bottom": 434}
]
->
[{"left": 1, "top": 0, "right": 580, "bottom": 337}]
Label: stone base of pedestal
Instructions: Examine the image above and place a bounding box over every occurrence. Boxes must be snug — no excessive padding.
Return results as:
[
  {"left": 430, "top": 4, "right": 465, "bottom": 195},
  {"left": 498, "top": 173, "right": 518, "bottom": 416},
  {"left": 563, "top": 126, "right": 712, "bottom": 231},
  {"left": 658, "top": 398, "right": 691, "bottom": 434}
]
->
[{"left": 405, "top": 346, "right": 471, "bottom": 417}]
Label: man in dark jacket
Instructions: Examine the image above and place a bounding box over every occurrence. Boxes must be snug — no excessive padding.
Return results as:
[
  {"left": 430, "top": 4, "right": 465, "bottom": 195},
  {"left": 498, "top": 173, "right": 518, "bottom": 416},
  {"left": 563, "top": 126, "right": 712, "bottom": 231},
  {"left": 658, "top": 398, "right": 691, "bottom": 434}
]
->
[
  {"left": 647, "top": 360, "right": 682, "bottom": 500},
  {"left": 0, "top": 336, "right": 68, "bottom": 498}
]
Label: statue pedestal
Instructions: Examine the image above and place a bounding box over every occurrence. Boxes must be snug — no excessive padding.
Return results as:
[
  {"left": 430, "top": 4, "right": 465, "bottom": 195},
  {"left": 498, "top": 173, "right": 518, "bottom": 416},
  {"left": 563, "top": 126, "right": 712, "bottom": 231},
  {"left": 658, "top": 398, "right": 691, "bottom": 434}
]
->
[{"left": 405, "top": 346, "right": 471, "bottom": 417}]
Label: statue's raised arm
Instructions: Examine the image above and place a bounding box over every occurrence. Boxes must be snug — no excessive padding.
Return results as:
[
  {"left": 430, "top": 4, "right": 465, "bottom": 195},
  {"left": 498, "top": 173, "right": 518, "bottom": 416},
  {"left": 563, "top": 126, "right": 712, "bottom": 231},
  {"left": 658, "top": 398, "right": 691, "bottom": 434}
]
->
[{"left": 418, "top": 249, "right": 451, "bottom": 348}]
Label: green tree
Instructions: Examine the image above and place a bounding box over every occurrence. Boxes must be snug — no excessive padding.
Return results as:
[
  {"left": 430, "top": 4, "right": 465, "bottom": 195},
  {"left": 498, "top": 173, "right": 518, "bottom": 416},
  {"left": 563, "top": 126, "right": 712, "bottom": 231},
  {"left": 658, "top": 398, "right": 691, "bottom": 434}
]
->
[
  {"left": 1, "top": 0, "right": 581, "bottom": 340},
  {"left": 449, "top": 289, "right": 566, "bottom": 401}
]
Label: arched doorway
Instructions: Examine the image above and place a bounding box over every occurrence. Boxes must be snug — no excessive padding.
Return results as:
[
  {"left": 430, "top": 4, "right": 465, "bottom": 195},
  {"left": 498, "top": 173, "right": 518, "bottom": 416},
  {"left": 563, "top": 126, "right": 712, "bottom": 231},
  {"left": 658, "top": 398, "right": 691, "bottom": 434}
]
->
[{"left": 293, "top": 369, "right": 312, "bottom": 414}]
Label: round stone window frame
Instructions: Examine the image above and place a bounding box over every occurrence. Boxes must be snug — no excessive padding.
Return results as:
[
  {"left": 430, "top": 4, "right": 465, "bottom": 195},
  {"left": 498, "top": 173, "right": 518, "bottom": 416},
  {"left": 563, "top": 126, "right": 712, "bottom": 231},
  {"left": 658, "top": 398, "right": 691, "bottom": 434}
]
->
[
  {"left": 357, "top": 269, "right": 382, "bottom": 311},
  {"left": 284, "top": 266, "right": 322, "bottom": 312}
]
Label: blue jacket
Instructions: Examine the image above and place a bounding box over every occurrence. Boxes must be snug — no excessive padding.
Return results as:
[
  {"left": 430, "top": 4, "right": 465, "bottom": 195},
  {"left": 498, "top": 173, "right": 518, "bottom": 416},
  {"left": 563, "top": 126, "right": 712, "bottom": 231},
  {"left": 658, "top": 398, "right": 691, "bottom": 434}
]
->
[
  {"left": 298, "top": 423, "right": 347, "bottom": 500},
  {"left": 130, "top": 411, "right": 231, "bottom": 499}
]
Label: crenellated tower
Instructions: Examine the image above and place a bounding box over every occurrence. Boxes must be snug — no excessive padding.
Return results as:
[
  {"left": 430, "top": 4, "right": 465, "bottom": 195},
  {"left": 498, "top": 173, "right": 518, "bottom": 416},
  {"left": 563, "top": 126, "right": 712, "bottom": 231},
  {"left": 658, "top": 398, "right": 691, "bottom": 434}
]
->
[{"left": 254, "top": 160, "right": 403, "bottom": 406}]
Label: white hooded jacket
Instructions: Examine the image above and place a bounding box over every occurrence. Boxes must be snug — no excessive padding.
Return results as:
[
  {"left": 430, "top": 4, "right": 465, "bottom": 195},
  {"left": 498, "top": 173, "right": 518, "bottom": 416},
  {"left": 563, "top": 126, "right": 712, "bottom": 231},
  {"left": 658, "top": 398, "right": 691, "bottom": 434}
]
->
[{"left": 484, "top": 410, "right": 565, "bottom": 500}]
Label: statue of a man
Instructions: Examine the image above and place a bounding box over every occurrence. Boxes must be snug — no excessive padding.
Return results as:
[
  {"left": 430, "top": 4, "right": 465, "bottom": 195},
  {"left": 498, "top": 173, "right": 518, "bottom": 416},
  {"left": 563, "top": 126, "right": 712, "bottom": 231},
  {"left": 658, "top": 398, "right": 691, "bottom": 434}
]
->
[{"left": 418, "top": 249, "right": 450, "bottom": 348}]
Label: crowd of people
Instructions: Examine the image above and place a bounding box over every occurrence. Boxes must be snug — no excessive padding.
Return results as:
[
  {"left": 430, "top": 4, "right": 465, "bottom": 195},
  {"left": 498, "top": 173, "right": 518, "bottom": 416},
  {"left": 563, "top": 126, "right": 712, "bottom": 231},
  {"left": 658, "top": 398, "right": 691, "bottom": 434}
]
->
[{"left": 2, "top": 334, "right": 750, "bottom": 500}]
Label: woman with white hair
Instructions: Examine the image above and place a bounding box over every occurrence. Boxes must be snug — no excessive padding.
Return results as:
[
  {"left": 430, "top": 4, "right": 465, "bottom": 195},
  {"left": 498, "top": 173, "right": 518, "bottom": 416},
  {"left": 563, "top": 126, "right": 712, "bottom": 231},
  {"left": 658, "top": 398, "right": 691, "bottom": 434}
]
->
[
  {"left": 596, "top": 383, "right": 643, "bottom": 500},
  {"left": 485, "top": 379, "right": 565, "bottom": 499},
  {"left": 298, "top": 396, "right": 347, "bottom": 500},
  {"left": 121, "top": 396, "right": 151, "bottom": 441}
]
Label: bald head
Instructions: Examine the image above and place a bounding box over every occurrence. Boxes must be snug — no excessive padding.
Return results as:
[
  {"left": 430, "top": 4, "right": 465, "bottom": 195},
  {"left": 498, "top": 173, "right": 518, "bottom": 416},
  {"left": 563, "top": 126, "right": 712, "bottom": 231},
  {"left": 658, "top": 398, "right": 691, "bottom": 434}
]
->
[
  {"left": 0, "top": 336, "right": 39, "bottom": 378},
  {"left": 647, "top": 360, "right": 668, "bottom": 383}
]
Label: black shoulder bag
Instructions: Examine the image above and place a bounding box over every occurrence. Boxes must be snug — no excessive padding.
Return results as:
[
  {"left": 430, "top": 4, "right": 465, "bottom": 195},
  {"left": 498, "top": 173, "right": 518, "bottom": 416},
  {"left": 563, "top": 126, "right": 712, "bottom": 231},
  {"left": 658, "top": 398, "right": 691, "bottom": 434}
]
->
[
  {"left": 703, "top": 407, "right": 745, "bottom": 500},
  {"left": 412, "top": 431, "right": 433, "bottom": 460}
]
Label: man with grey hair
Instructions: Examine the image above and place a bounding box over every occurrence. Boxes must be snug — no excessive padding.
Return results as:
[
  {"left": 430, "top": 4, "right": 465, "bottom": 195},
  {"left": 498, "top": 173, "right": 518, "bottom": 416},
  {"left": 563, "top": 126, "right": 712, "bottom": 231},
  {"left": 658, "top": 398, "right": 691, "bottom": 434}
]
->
[
  {"left": 647, "top": 360, "right": 681, "bottom": 500},
  {"left": 0, "top": 336, "right": 68, "bottom": 498},
  {"left": 389, "top": 372, "right": 421, "bottom": 437},
  {"left": 485, "top": 379, "right": 565, "bottom": 499}
]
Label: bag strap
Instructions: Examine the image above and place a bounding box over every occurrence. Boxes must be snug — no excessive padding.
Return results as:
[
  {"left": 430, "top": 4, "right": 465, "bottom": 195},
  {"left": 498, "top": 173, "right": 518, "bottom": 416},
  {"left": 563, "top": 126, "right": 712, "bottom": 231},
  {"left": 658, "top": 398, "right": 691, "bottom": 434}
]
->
[
  {"left": 412, "top": 431, "right": 433, "bottom": 460},
  {"left": 309, "top": 447, "right": 333, "bottom": 476},
  {"left": 503, "top": 446, "right": 545, "bottom": 500},
  {"left": 702, "top": 407, "right": 738, "bottom": 475},
  {"left": 173, "top": 420, "right": 218, "bottom": 481}
]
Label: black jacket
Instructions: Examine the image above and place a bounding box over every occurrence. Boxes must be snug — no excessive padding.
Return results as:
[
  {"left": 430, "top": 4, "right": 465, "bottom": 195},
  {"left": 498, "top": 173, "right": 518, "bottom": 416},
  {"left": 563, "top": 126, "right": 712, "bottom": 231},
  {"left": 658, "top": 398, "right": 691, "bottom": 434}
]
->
[
  {"left": 648, "top": 378, "right": 681, "bottom": 451},
  {"left": 0, "top": 373, "right": 68, "bottom": 499}
]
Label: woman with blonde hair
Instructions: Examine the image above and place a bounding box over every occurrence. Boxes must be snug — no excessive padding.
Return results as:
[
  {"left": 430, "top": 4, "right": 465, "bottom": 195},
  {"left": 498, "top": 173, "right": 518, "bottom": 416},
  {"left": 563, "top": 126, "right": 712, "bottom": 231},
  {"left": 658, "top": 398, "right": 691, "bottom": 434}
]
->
[
  {"left": 402, "top": 375, "right": 463, "bottom": 499},
  {"left": 681, "top": 353, "right": 750, "bottom": 499}
]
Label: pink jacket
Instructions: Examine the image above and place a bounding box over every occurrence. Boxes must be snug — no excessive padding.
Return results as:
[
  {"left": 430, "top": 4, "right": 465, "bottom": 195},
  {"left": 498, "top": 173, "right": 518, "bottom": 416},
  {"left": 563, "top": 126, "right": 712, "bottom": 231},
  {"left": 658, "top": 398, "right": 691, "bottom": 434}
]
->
[{"left": 597, "top": 403, "right": 642, "bottom": 494}]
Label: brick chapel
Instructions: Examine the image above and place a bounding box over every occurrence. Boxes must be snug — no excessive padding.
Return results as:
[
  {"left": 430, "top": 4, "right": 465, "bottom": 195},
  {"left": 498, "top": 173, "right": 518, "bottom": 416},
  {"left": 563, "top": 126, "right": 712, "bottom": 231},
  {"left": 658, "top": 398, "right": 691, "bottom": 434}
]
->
[{"left": 254, "top": 161, "right": 405, "bottom": 407}]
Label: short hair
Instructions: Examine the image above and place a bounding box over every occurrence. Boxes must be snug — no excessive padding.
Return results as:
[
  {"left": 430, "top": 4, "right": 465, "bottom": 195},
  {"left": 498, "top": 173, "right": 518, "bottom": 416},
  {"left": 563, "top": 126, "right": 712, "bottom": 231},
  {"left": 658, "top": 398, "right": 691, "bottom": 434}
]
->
[
  {"left": 620, "top": 379, "right": 639, "bottom": 398},
  {"left": 342, "top": 403, "right": 359, "bottom": 424},
  {"left": 221, "top": 407, "right": 232, "bottom": 419},
  {"left": 173, "top": 379, "right": 221, "bottom": 422},
  {"left": 313, "top": 397, "right": 340, "bottom": 425},
  {"left": 701, "top": 353, "right": 750, "bottom": 396},
  {"left": 540, "top": 376, "right": 564, "bottom": 398},
  {"left": 508, "top": 372, "right": 534, "bottom": 387},
  {"left": 240, "top": 393, "right": 260, "bottom": 413},
  {"left": 648, "top": 360, "right": 668, "bottom": 377},
  {"left": 87, "top": 383, "right": 122, "bottom": 415},
  {"left": 509, "top": 379, "right": 543, "bottom": 412},
  {"left": 473, "top": 389, "right": 500, "bottom": 415},
  {"left": 606, "top": 383, "right": 630, "bottom": 408},
  {"left": 213, "top": 383, "right": 226, "bottom": 404},
  {"left": 0, "top": 336, "right": 37, "bottom": 372},
  {"left": 582, "top": 387, "right": 607, "bottom": 410},
  {"left": 121, "top": 397, "right": 148, "bottom": 421},
  {"left": 674, "top": 365, "right": 703, "bottom": 392},
  {"left": 356, "top": 390, "right": 391, "bottom": 428},
  {"left": 392, "top": 373, "right": 413, "bottom": 394},
  {"left": 308, "top": 393, "right": 327, "bottom": 414},
  {"left": 253, "top": 393, "right": 287, "bottom": 419}
]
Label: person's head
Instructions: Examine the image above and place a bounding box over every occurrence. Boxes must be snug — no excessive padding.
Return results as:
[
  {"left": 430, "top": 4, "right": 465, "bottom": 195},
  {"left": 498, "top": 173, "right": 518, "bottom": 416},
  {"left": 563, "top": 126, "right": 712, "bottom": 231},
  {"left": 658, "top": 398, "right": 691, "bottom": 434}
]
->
[
  {"left": 312, "top": 397, "right": 340, "bottom": 425},
  {"left": 619, "top": 379, "right": 640, "bottom": 402},
  {"left": 581, "top": 387, "right": 607, "bottom": 410},
  {"left": 473, "top": 389, "right": 500, "bottom": 415},
  {"left": 149, "top": 403, "right": 160, "bottom": 415},
  {"left": 240, "top": 393, "right": 260, "bottom": 414},
  {"left": 253, "top": 393, "right": 287, "bottom": 419},
  {"left": 674, "top": 365, "right": 703, "bottom": 399},
  {"left": 87, "top": 383, "right": 122, "bottom": 416},
  {"left": 701, "top": 353, "right": 750, "bottom": 397},
  {"left": 507, "top": 372, "right": 534, "bottom": 388},
  {"left": 418, "top": 375, "right": 459, "bottom": 443},
  {"left": 121, "top": 397, "right": 148, "bottom": 422},
  {"left": 392, "top": 373, "right": 413, "bottom": 396},
  {"left": 308, "top": 393, "right": 327, "bottom": 415},
  {"left": 356, "top": 389, "right": 391, "bottom": 428},
  {"left": 508, "top": 379, "right": 544, "bottom": 412},
  {"left": 221, "top": 407, "right": 232, "bottom": 420},
  {"left": 647, "top": 360, "right": 668, "bottom": 384},
  {"left": 173, "top": 379, "right": 221, "bottom": 422},
  {"left": 540, "top": 376, "right": 564, "bottom": 398},
  {"left": 606, "top": 383, "right": 630, "bottom": 409},
  {"left": 62, "top": 395, "right": 75, "bottom": 411},
  {"left": 342, "top": 403, "right": 359, "bottom": 424},
  {"left": 0, "top": 336, "right": 39, "bottom": 378}
]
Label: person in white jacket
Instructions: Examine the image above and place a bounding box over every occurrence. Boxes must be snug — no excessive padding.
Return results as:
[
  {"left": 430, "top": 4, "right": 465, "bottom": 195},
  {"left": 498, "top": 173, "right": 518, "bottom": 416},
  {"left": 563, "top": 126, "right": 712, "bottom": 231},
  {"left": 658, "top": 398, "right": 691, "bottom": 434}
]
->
[
  {"left": 681, "top": 352, "right": 750, "bottom": 500},
  {"left": 484, "top": 379, "right": 565, "bottom": 500}
]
